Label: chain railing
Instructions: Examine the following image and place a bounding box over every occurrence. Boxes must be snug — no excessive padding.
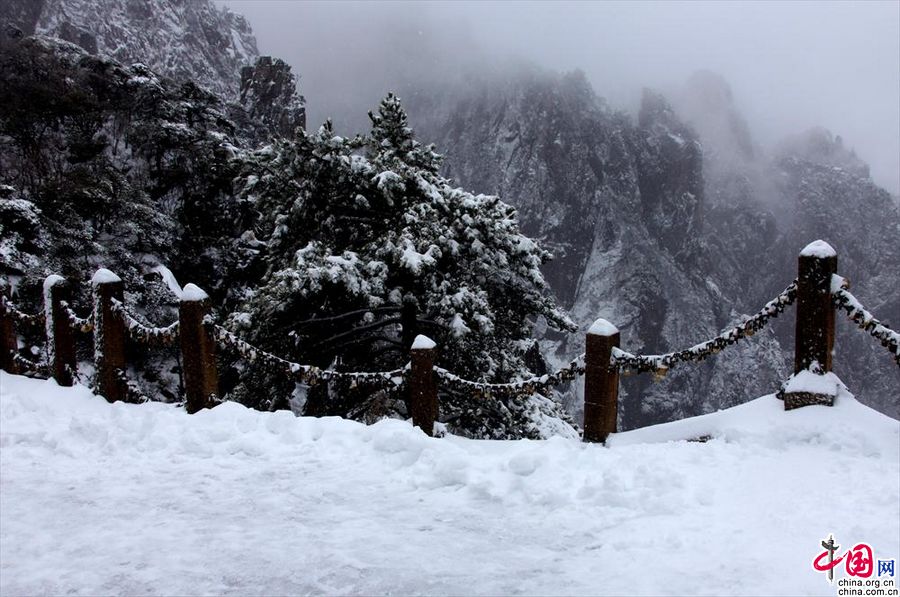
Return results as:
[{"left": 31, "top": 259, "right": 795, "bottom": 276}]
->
[
  {"left": 2, "top": 296, "right": 45, "bottom": 327},
  {"left": 110, "top": 299, "right": 179, "bottom": 346},
  {"left": 832, "top": 276, "right": 900, "bottom": 366},
  {"left": 60, "top": 301, "right": 94, "bottom": 333},
  {"left": 611, "top": 281, "right": 798, "bottom": 374},
  {"left": 213, "top": 324, "right": 405, "bottom": 390},
  {"left": 1, "top": 240, "right": 896, "bottom": 442},
  {"left": 434, "top": 354, "right": 585, "bottom": 399}
]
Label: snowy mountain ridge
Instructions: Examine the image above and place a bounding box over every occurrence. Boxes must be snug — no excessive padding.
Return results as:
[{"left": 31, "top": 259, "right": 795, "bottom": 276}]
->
[
  {"left": 406, "top": 65, "right": 900, "bottom": 423},
  {"left": 1, "top": 0, "right": 258, "bottom": 99},
  {"left": 407, "top": 68, "right": 791, "bottom": 428}
]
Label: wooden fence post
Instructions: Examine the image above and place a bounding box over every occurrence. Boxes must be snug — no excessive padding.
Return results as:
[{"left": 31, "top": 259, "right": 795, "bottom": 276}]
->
[
  {"left": 43, "top": 275, "right": 77, "bottom": 386},
  {"left": 583, "top": 318, "right": 620, "bottom": 443},
  {"left": 179, "top": 284, "right": 219, "bottom": 414},
  {"left": 409, "top": 334, "right": 438, "bottom": 436},
  {"left": 0, "top": 279, "right": 18, "bottom": 374},
  {"left": 92, "top": 268, "right": 127, "bottom": 403},
  {"left": 794, "top": 240, "right": 837, "bottom": 373}
]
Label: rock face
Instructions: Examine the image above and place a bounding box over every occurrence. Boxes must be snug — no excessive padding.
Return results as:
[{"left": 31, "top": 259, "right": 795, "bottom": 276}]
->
[
  {"left": 411, "top": 65, "right": 897, "bottom": 424},
  {"left": 411, "top": 67, "right": 789, "bottom": 429},
  {"left": 675, "top": 72, "right": 900, "bottom": 418},
  {"left": 1, "top": 0, "right": 258, "bottom": 99}
]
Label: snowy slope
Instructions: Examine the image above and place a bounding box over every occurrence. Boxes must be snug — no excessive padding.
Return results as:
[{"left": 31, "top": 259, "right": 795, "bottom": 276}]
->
[{"left": 1, "top": 372, "right": 897, "bottom": 596}]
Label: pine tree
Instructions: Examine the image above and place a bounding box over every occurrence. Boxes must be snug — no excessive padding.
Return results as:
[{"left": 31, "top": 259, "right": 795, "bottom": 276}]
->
[{"left": 229, "top": 95, "right": 577, "bottom": 438}]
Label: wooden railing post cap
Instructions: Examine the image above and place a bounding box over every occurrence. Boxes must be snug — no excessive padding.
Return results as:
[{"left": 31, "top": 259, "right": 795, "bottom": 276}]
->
[
  {"left": 181, "top": 283, "right": 209, "bottom": 304},
  {"left": 799, "top": 240, "right": 836, "bottom": 259},
  {"left": 588, "top": 318, "right": 619, "bottom": 337},
  {"left": 411, "top": 334, "right": 436, "bottom": 351},
  {"left": 91, "top": 268, "right": 121, "bottom": 286}
]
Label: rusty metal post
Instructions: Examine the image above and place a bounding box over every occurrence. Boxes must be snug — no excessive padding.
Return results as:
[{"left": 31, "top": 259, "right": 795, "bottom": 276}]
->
[
  {"left": 92, "top": 269, "right": 127, "bottom": 402},
  {"left": 0, "top": 279, "right": 18, "bottom": 374},
  {"left": 179, "top": 283, "right": 219, "bottom": 414},
  {"left": 409, "top": 334, "right": 438, "bottom": 436},
  {"left": 44, "top": 275, "right": 77, "bottom": 386},
  {"left": 794, "top": 240, "right": 837, "bottom": 373},
  {"left": 583, "top": 318, "right": 620, "bottom": 443}
]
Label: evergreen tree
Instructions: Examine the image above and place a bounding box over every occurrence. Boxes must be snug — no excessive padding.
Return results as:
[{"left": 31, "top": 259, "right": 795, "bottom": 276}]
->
[{"left": 230, "top": 95, "right": 577, "bottom": 438}]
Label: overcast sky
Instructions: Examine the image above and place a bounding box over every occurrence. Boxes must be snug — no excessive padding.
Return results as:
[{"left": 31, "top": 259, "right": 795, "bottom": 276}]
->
[{"left": 220, "top": 1, "right": 900, "bottom": 194}]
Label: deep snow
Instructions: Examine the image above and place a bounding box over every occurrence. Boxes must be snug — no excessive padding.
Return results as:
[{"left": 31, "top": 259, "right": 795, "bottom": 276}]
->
[{"left": 0, "top": 372, "right": 897, "bottom": 596}]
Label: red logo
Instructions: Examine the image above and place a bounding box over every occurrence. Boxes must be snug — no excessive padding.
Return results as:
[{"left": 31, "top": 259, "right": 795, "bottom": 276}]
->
[{"left": 813, "top": 535, "right": 875, "bottom": 583}]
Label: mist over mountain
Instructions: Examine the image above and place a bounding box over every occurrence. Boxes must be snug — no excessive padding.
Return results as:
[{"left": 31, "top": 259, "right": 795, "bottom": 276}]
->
[
  {"left": 1, "top": 0, "right": 897, "bottom": 427},
  {"left": 222, "top": 0, "right": 899, "bottom": 196}
]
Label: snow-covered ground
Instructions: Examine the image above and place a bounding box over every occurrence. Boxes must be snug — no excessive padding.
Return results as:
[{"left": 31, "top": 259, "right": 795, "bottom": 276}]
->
[{"left": 1, "top": 372, "right": 897, "bottom": 596}]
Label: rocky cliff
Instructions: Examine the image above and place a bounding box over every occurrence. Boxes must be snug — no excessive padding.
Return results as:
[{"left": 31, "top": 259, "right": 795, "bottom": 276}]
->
[
  {"left": 1, "top": 0, "right": 257, "bottom": 99},
  {"left": 410, "top": 68, "right": 790, "bottom": 428}
]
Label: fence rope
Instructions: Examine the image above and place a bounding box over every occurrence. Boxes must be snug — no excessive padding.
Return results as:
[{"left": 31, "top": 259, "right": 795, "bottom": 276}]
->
[
  {"left": 2, "top": 296, "right": 45, "bottom": 327},
  {"left": 110, "top": 299, "right": 179, "bottom": 346},
  {"left": 12, "top": 353, "right": 47, "bottom": 375},
  {"left": 213, "top": 324, "right": 405, "bottom": 389},
  {"left": 59, "top": 301, "right": 94, "bottom": 333},
  {"left": 434, "top": 354, "right": 586, "bottom": 398},
  {"left": 832, "top": 276, "right": 900, "bottom": 367},
  {"left": 611, "top": 281, "right": 798, "bottom": 374}
]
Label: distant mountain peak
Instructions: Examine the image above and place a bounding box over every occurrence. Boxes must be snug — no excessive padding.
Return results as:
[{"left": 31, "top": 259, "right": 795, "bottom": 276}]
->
[
  {"left": 776, "top": 126, "right": 869, "bottom": 178},
  {"left": 676, "top": 70, "right": 756, "bottom": 163}
]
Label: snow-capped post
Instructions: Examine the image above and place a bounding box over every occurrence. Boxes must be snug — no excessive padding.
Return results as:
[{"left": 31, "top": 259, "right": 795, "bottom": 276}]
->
[
  {"left": 0, "top": 278, "right": 18, "bottom": 374},
  {"left": 795, "top": 240, "right": 837, "bottom": 374},
  {"left": 409, "top": 334, "right": 438, "bottom": 436},
  {"left": 44, "top": 275, "right": 76, "bottom": 387},
  {"left": 583, "top": 318, "right": 620, "bottom": 443},
  {"left": 179, "top": 283, "right": 219, "bottom": 414},
  {"left": 92, "top": 269, "right": 127, "bottom": 402}
]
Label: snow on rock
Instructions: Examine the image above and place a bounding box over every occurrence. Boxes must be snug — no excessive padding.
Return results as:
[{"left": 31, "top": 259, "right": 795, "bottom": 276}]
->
[
  {"left": 26, "top": 0, "right": 259, "bottom": 100},
  {"left": 90, "top": 268, "right": 121, "bottom": 285},
  {"left": 588, "top": 317, "right": 619, "bottom": 336},
  {"left": 1, "top": 372, "right": 897, "bottom": 596},
  {"left": 411, "top": 334, "right": 437, "bottom": 350},
  {"left": 180, "top": 283, "right": 209, "bottom": 302},
  {"left": 800, "top": 239, "right": 837, "bottom": 258}
]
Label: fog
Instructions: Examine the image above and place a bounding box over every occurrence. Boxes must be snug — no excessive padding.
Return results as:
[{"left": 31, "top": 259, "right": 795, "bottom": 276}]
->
[{"left": 219, "top": 1, "right": 899, "bottom": 194}]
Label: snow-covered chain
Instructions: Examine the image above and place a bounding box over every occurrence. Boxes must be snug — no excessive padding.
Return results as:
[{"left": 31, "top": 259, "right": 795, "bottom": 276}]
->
[
  {"left": 59, "top": 301, "right": 94, "bottom": 333},
  {"left": 832, "top": 279, "right": 900, "bottom": 367},
  {"left": 2, "top": 297, "right": 45, "bottom": 327},
  {"left": 110, "top": 299, "right": 179, "bottom": 346},
  {"left": 611, "top": 281, "right": 799, "bottom": 374},
  {"left": 434, "top": 354, "right": 586, "bottom": 399},
  {"left": 12, "top": 353, "right": 47, "bottom": 375},
  {"left": 213, "top": 325, "right": 405, "bottom": 389}
]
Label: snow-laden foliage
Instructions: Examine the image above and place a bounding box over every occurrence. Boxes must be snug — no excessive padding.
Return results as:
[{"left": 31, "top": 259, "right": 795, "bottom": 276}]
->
[
  {"left": 231, "top": 95, "right": 576, "bottom": 437},
  {"left": 0, "top": 34, "right": 252, "bottom": 397}
]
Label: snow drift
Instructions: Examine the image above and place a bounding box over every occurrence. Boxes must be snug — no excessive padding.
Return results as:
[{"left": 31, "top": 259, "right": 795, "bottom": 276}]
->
[{"left": 0, "top": 372, "right": 897, "bottom": 595}]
